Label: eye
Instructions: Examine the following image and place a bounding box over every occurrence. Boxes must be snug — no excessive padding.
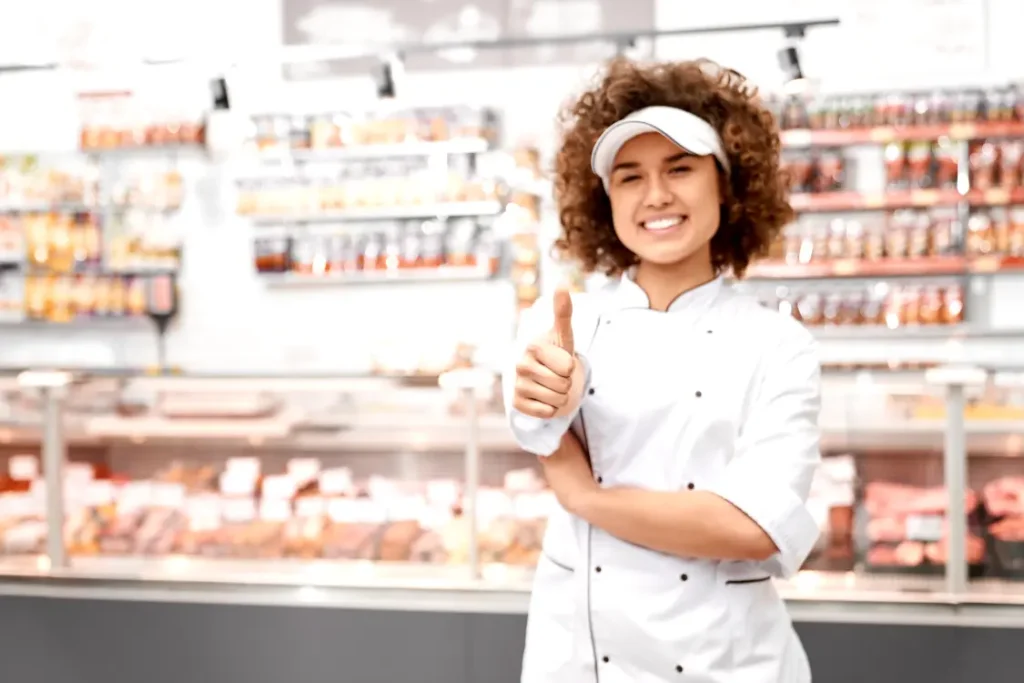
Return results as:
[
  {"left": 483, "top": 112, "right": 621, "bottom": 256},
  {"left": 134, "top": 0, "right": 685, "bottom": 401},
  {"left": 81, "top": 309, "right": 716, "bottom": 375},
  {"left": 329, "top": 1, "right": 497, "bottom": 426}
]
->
[
  {"left": 669, "top": 165, "right": 692, "bottom": 175},
  {"left": 617, "top": 174, "right": 641, "bottom": 184}
]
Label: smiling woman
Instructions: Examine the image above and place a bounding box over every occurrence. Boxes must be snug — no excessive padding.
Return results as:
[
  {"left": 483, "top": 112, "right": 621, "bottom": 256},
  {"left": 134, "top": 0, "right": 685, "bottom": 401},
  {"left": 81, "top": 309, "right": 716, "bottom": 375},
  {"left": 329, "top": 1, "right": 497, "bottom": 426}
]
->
[
  {"left": 505, "top": 56, "right": 821, "bottom": 683},
  {"left": 554, "top": 57, "right": 794, "bottom": 281}
]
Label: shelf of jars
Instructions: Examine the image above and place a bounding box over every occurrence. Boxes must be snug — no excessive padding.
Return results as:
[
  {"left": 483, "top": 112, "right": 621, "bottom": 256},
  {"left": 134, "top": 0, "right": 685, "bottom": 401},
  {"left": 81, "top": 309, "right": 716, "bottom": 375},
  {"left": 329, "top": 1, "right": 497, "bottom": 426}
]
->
[
  {"left": 0, "top": 154, "right": 184, "bottom": 325},
  {"left": 240, "top": 107, "right": 546, "bottom": 295}
]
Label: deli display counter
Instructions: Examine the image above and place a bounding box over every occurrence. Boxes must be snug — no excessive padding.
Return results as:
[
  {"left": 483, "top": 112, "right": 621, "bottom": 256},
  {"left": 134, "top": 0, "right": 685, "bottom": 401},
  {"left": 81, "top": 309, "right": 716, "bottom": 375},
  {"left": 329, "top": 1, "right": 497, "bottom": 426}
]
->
[{"left": 1, "top": 366, "right": 1023, "bottom": 683}]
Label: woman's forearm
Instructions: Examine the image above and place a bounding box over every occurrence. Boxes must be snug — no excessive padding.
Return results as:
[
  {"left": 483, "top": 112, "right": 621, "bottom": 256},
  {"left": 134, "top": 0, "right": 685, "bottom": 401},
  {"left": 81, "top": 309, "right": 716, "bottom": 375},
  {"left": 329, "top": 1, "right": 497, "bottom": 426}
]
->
[{"left": 571, "top": 485, "right": 778, "bottom": 562}]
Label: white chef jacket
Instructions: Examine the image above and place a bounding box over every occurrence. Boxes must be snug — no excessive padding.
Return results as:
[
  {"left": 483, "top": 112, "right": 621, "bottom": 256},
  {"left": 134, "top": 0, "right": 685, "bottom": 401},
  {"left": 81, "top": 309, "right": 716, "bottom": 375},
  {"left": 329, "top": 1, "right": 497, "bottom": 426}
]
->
[{"left": 502, "top": 274, "right": 821, "bottom": 683}]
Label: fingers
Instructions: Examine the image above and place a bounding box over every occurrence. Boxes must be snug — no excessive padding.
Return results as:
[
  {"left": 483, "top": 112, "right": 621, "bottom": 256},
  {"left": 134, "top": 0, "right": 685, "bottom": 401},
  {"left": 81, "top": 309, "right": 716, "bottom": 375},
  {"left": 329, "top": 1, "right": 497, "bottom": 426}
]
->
[
  {"left": 512, "top": 396, "right": 557, "bottom": 419},
  {"left": 552, "top": 289, "right": 574, "bottom": 355},
  {"left": 514, "top": 375, "right": 570, "bottom": 408},
  {"left": 515, "top": 355, "right": 572, "bottom": 392},
  {"left": 528, "top": 343, "right": 575, "bottom": 378}
]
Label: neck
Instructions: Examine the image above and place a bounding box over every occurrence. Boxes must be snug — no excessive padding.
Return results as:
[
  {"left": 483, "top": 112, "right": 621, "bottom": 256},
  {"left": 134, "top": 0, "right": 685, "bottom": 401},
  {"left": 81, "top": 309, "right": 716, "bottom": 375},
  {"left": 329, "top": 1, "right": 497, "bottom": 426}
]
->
[{"left": 633, "top": 255, "right": 717, "bottom": 312}]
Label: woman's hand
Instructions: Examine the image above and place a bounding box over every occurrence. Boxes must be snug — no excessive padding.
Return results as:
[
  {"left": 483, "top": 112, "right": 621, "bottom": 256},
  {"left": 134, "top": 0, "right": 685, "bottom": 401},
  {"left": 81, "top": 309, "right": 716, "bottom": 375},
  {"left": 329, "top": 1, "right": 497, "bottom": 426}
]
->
[{"left": 538, "top": 430, "right": 599, "bottom": 515}]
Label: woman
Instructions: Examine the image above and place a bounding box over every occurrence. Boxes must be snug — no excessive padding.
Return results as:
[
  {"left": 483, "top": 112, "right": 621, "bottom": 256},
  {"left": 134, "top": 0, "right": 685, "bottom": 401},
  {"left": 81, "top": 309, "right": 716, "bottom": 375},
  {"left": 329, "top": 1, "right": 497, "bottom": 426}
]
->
[{"left": 503, "top": 58, "right": 821, "bottom": 682}]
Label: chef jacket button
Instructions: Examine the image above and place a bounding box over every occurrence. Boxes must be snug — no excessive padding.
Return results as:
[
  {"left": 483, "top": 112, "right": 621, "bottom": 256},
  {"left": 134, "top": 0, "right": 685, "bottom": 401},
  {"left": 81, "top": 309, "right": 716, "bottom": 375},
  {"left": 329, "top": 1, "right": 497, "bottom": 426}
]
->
[
  {"left": 596, "top": 475, "right": 603, "bottom": 484},
  {"left": 602, "top": 656, "right": 610, "bottom": 664},
  {"left": 676, "top": 665, "right": 684, "bottom": 673},
  {"left": 687, "top": 482, "right": 695, "bottom": 490},
  {"left": 588, "top": 388, "right": 595, "bottom": 395},
  {"left": 595, "top": 566, "right": 602, "bottom": 573},
  {"left": 695, "top": 390, "right": 702, "bottom": 398},
  {"left": 680, "top": 573, "right": 688, "bottom": 581}
]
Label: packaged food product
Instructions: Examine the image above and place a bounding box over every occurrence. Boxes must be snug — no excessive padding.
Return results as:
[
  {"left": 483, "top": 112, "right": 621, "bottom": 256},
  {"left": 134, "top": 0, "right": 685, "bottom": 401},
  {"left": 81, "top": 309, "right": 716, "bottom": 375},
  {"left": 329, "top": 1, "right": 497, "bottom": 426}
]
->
[
  {"left": 816, "top": 150, "right": 845, "bottom": 192},
  {"left": 908, "top": 211, "right": 931, "bottom": 258},
  {"left": 943, "top": 286, "right": 965, "bottom": 324},
  {"left": 919, "top": 287, "right": 943, "bottom": 325},
  {"left": 967, "top": 212, "right": 994, "bottom": 255},
  {"left": 906, "top": 142, "right": 934, "bottom": 189},
  {"left": 970, "top": 142, "right": 999, "bottom": 190},
  {"left": 933, "top": 139, "right": 959, "bottom": 189},
  {"left": 1000, "top": 141, "right": 1024, "bottom": 189},
  {"left": 991, "top": 207, "right": 1011, "bottom": 254},
  {"left": 862, "top": 289, "right": 887, "bottom": 326},
  {"left": 863, "top": 218, "right": 886, "bottom": 260},
  {"left": 826, "top": 219, "right": 846, "bottom": 259},
  {"left": 884, "top": 143, "right": 908, "bottom": 190},
  {"left": 885, "top": 211, "right": 911, "bottom": 258},
  {"left": 931, "top": 208, "right": 956, "bottom": 255},
  {"left": 796, "top": 293, "right": 824, "bottom": 325},
  {"left": 1010, "top": 207, "right": 1024, "bottom": 256}
]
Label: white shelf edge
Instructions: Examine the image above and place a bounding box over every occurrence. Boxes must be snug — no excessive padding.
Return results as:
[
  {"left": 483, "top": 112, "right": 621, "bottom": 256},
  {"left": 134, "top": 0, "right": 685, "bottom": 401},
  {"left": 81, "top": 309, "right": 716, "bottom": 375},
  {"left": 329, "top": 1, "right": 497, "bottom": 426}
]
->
[{"left": 245, "top": 200, "right": 503, "bottom": 223}]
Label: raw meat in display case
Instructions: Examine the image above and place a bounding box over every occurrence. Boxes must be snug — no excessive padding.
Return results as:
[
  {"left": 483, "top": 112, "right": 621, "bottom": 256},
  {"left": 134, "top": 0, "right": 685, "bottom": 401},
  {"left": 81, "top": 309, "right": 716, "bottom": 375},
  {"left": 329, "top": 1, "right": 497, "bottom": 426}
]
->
[
  {"left": 860, "top": 481, "right": 987, "bottom": 575},
  {"left": 982, "top": 476, "right": 1024, "bottom": 578}
]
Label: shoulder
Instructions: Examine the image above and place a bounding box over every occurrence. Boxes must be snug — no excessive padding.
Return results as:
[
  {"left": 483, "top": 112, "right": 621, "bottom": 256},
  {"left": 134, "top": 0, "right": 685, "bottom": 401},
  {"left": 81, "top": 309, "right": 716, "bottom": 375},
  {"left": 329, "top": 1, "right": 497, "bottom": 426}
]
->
[{"left": 719, "top": 287, "right": 818, "bottom": 359}]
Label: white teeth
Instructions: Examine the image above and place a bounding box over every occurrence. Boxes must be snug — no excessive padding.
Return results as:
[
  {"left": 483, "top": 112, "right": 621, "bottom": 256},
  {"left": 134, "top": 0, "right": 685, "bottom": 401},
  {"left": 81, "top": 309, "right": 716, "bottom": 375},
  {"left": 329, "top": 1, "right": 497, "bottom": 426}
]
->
[{"left": 643, "top": 217, "right": 683, "bottom": 231}]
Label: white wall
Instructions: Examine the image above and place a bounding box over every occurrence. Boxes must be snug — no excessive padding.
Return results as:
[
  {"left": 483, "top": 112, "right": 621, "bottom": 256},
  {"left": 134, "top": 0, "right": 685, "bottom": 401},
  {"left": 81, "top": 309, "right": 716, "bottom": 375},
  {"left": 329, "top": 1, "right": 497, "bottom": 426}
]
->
[{"left": 1, "top": 0, "right": 1023, "bottom": 372}]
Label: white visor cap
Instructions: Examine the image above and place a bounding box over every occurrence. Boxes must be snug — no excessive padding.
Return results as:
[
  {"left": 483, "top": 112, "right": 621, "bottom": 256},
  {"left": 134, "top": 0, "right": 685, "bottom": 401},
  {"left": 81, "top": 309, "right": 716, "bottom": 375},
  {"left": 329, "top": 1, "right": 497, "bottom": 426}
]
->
[{"left": 590, "top": 106, "right": 730, "bottom": 190}]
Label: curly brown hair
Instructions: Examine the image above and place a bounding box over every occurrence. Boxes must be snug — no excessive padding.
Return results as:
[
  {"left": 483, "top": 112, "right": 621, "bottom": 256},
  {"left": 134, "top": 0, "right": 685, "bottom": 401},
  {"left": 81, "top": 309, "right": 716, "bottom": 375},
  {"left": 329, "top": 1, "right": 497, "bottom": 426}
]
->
[{"left": 553, "top": 57, "right": 793, "bottom": 278}]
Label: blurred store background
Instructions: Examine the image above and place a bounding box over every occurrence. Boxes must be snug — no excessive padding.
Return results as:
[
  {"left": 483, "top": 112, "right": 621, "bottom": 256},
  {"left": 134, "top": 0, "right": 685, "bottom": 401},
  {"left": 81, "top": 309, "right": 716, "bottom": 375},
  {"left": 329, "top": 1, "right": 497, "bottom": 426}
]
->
[{"left": 2, "top": 2, "right": 1024, "bottom": 683}]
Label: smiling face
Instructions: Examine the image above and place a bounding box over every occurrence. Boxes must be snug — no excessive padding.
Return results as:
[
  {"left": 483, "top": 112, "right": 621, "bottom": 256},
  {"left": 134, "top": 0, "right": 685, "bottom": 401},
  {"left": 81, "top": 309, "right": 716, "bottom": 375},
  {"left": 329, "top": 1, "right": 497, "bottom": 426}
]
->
[{"left": 606, "top": 132, "right": 722, "bottom": 271}]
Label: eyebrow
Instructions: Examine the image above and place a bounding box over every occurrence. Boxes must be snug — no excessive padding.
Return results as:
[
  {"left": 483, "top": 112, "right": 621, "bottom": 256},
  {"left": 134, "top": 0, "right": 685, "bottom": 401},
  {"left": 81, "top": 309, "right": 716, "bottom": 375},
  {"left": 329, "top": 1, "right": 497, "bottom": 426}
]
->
[{"left": 610, "top": 151, "right": 693, "bottom": 174}]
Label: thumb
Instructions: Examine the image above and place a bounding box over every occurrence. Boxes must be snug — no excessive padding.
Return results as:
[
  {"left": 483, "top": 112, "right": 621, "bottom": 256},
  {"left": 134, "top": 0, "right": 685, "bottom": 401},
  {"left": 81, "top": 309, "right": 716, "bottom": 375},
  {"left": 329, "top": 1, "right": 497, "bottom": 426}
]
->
[{"left": 552, "top": 288, "right": 575, "bottom": 355}]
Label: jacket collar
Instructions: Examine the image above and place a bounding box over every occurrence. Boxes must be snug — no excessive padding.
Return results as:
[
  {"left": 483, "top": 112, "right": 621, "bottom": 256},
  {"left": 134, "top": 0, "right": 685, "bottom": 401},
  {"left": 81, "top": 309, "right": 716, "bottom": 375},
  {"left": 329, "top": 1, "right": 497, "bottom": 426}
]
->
[{"left": 609, "top": 268, "right": 726, "bottom": 315}]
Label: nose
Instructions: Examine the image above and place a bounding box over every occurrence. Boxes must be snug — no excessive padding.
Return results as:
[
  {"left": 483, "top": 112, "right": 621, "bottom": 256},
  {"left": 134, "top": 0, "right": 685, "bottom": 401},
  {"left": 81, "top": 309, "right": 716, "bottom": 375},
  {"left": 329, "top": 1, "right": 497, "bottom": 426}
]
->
[{"left": 642, "top": 174, "right": 673, "bottom": 208}]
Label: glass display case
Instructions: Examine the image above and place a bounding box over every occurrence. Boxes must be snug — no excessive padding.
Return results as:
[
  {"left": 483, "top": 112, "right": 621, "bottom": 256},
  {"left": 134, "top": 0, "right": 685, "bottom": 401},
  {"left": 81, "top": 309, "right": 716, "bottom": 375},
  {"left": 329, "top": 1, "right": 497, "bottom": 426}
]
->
[{"left": 0, "top": 365, "right": 1022, "bottom": 609}]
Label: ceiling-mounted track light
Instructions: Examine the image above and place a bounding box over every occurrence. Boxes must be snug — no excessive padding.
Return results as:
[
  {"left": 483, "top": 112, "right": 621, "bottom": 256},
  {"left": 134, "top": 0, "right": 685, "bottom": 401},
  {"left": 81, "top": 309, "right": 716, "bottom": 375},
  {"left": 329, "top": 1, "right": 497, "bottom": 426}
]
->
[
  {"left": 778, "top": 24, "right": 809, "bottom": 95},
  {"left": 372, "top": 53, "right": 404, "bottom": 100}
]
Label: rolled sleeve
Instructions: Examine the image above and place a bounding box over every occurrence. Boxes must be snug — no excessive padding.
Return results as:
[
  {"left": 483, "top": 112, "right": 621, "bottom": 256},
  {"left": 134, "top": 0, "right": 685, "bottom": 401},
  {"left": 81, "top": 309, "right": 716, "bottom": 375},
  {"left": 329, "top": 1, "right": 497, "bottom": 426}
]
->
[{"left": 709, "top": 328, "right": 822, "bottom": 578}]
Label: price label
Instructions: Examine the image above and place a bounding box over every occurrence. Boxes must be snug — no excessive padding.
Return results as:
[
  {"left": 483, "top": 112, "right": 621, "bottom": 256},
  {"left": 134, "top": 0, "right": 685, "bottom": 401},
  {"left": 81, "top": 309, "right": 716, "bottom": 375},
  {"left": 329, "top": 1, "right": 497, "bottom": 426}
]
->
[
  {"left": 389, "top": 495, "right": 427, "bottom": 522},
  {"left": 781, "top": 130, "right": 812, "bottom": 147},
  {"left": 8, "top": 455, "right": 38, "bottom": 481},
  {"left": 219, "top": 471, "right": 257, "bottom": 496},
  {"left": 287, "top": 458, "right": 321, "bottom": 483},
  {"left": 259, "top": 498, "right": 292, "bottom": 522},
  {"left": 862, "top": 194, "right": 886, "bottom": 209},
  {"left": 118, "top": 481, "right": 153, "bottom": 514},
  {"left": 948, "top": 124, "right": 976, "bottom": 140},
  {"left": 318, "top": 468, "right": 353, "bottom": 495},
  {"left": 426, "top": 480, "right": 460, "bottom": 506},
  {"left": 910, "top": 189, "right": 939, "bottom": 206},
  {"left": 971, "top": 256, "right": 1001, "bottom": 273},
  {"left": 869, "top": 128, "right": 896, "bottom": 143},
  {"left": 262, "top": 475, "right": 297, "bottom": 500},
  {"left": 84, "top": 480, "right": 116, "bottom": 507},
  {"left": 352, "top": 499, "right": 387, "bottom": 524},
  {"left": 326, "top": 498, "right": 358, "bottom": 523},
  {"left": 905, "top": 514, "right": 943, "bottom": 542},
  {"left": 984, "top": 189, "right": 1010, "bottom": 205},
  {"left": 225, "top": 456, "right": 261, "bottom": 480},
  {"left": 186, "top": 494, "right": 222, "bottom": 532},
  {"left": 831, "top": 260, "right": 858, "bottom": 276}
]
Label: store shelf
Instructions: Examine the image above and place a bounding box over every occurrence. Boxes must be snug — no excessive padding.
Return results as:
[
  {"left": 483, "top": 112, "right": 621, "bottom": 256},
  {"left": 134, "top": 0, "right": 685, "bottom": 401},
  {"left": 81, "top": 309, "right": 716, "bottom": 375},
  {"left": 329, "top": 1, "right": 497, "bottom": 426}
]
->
[
  {"left": 257, "top": 138, "right": 492, "bottom": 162},
  {"left": 790, "top": 188, "right": 1024, "bottom": 212},
  {"left": 0, "top": 203, "right": 97, "bottom": 214},
  {"left": 745, "top": 256, "right": 969, "bottom": 280},
  {"left": 246, "top": 201, "right": 503, "bottom": 224},
  {"left": 259, "top": 265, "right": 497, "bottom": 287},
  {"left": 781, "top": 122, "right": 1024, "bottom": 148}
]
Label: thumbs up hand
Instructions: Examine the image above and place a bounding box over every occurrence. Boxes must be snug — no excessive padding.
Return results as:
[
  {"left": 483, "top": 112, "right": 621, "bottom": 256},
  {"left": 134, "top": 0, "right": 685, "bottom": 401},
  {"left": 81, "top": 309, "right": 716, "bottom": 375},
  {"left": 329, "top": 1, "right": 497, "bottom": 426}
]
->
[{"left": 513, "top": 289, "right": 585, "bottom": 419}]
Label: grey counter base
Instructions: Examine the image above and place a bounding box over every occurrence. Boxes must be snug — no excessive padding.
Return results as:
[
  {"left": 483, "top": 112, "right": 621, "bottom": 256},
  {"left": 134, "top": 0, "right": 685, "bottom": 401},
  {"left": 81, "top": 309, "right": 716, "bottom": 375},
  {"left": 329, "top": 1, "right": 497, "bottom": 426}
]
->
[{"left": 2, "top": 593, "right": 1023, "bottom": 683}]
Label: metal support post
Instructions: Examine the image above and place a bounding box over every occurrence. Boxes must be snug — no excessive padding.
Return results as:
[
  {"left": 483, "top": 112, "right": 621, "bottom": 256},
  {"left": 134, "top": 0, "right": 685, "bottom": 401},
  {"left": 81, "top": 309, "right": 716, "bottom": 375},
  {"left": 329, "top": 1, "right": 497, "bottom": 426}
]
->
[
  {"left": 464, "top": 385, "right": 481, "bottom": 580},
  {"left": 943, "top": 382, "right": 968, "bottom": 596},
  {"left": 41, "top": 385, "right": 67, "bottom": 569}
]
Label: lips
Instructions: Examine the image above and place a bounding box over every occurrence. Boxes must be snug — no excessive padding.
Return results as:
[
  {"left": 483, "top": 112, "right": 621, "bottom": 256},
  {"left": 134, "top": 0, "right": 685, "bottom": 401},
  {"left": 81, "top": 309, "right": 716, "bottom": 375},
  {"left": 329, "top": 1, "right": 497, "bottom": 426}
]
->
[{"left": 641, "top": 215, "right": 686, "bottom": 232}]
